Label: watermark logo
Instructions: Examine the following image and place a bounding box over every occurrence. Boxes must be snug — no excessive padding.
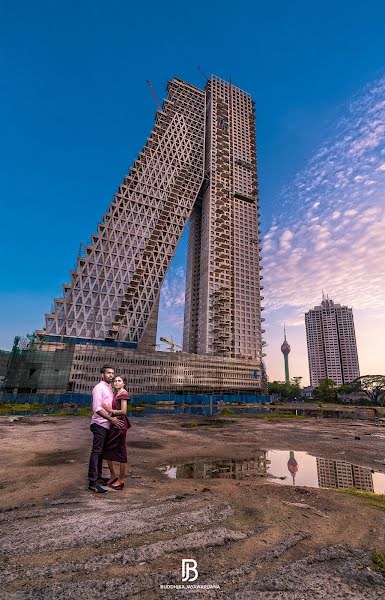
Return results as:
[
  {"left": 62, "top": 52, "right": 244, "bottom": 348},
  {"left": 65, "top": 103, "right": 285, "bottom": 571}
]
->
[
  {"left": 160, "top": 557, "right": 220, "bottom": 590},
  {"left": 181, "top": 558, "right": 198, "bottom": 582}
]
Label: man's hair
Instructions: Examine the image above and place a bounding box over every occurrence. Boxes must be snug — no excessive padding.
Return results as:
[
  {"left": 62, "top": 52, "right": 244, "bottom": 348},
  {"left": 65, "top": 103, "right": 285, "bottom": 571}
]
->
[{"left": 100, "top": 364, "right": 114, "bottom": 375}]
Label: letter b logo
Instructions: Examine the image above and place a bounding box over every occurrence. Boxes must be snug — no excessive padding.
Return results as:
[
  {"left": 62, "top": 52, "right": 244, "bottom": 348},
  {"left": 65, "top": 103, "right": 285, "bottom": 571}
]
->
[{"left": 182, "top": 559, "right": 198, "bottom": 582}]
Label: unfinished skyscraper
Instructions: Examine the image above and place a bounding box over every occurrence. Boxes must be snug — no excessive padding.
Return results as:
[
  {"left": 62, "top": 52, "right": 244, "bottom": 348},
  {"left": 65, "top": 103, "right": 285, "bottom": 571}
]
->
[
  {"left": 5, "top": 75, "right": 266, "bottom": 397},
  {"left": 39, "top": 75, "right": 264, "bottom": 363},
  {"left": 183, "top": 76, "right": 264, "bottom": 361}
]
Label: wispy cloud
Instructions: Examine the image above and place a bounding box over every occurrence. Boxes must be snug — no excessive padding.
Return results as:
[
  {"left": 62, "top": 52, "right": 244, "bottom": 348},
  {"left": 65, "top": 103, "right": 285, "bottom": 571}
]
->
[
  {"left": 160, "top": 266, "right": 186, "bottom": 309},
  {"left": 158, "top": 266, "right": 186, "bottom": 346},
  {"left": 264, "top": 75, "right": 385, "bottom": 314},
  {"left": 263, "top": 76, "right": 385, "bottom": 381}
]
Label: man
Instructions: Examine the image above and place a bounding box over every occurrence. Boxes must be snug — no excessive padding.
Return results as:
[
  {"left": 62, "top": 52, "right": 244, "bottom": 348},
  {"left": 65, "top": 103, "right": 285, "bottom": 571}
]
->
[{"left": 88, "top": 364, "right": 122, "bottom": 493}]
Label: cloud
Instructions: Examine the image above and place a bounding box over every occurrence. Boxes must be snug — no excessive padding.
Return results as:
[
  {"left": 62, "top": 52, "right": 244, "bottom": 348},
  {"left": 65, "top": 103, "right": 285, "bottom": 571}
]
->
[
  {"left": 263, "top": 75, "right": 385, "bottom": 381},
  {"left": 160, "top": 267, "right": 186, "bottom": 309},
  {"left": 158, "top": 266, "right": 186, "bottom": 346}
]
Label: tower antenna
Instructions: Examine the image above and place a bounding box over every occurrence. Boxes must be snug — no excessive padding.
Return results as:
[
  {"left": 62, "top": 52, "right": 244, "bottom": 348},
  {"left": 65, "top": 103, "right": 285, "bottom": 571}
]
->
[{"left": 146, "top": 80, "right": 161, "bottom": 109}]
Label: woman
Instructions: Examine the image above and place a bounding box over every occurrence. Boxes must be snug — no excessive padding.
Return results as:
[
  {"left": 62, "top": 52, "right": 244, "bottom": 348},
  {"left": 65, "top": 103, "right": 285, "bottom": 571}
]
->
[{"left": 101, "top": 375, "right": 130, "bottom": 490}]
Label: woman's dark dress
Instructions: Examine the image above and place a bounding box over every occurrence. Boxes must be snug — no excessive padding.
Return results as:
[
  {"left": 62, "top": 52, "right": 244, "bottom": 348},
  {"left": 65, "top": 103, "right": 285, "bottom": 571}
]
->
[{"left": 102, "top": 391, "right": 130, "bottom": 463}]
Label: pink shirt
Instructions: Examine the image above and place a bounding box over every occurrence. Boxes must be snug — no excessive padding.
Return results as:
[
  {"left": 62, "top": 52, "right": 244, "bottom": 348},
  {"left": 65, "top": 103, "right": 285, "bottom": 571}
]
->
[{"left": 91, "top": 381, "right": 114, "bottom": 429}]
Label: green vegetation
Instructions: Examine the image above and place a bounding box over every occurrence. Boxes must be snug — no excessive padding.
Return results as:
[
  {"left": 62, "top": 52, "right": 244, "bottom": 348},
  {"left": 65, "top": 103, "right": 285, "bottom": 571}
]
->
[
  {"left": 342, "top": 375, "right": 385, "bottom": 406},
  {"left": 220, "top": 407, "right": 235, "bottom": 415},
  {"left": 0, "top": 403, "right": 93, "bottom": 417},
  {"left": 268, "top": 377, "right": 302, "bottom": 401},
  {"left": 182, "top": 422, "right": 198, "bottom": 428},
  {"left": 0, "top": 402, "right": 45, "bottom": 414},
  {"left": 314, "top": 379, "right": 338, "bottom": 403},
  {"left": 372, "top": 552, "right": 385, "bottom": 574},
  {"left": 338, "top": 488, "right": 385, "bottom": 509}
]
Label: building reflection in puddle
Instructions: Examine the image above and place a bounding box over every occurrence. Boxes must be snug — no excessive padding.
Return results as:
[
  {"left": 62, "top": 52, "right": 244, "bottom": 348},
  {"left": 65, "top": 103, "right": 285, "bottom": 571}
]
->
[
  {"left": 287, "top": 450, "right": 299, "bottom": 484},
  {"left": 159, "top": 449, "right": 385, "bottom": 494},
  {"left": 316, "top": 457, "right": 374, "bottom": 492},
  {"left": 161, "top": 451, "right": 269, "bottom": 480}
]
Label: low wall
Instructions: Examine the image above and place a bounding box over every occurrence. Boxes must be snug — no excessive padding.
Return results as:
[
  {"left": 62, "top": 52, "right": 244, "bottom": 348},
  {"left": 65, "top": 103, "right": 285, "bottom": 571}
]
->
[{"left": 0, "top": 391, "right": 270, "bottom": 406}]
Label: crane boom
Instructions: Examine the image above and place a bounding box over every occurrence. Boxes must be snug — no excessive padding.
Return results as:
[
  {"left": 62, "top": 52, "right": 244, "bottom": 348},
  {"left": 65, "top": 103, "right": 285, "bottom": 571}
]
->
[
  {"left": 160, "top": 336, "right": 182, "bottom": 351},
  {"left": 146, "top": 80, "right": 161, "bottom": 109}
]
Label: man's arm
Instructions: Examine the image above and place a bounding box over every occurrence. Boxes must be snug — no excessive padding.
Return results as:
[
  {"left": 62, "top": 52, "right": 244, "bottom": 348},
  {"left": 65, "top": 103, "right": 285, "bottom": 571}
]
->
[
  {"left": 92, "top": 386, "right": 122, "bottom": 428},
  {"left": 96, "top": 408, "right": 122, "bottom": 428}
]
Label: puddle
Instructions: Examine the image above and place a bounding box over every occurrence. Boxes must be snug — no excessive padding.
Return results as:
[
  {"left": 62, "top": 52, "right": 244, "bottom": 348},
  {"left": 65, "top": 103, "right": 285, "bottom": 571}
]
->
[{"left": 158, "top": 449, "right": 385, "bottom": 495}]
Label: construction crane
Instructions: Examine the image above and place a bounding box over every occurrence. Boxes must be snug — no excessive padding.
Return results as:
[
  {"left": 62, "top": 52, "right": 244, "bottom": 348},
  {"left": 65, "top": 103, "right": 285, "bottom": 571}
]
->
[
  {"left": 160, "top": 336, "right": 182, "bottom": 352},
  {"left": 146, "top": 80, "right": 161, "bottom": 109}
]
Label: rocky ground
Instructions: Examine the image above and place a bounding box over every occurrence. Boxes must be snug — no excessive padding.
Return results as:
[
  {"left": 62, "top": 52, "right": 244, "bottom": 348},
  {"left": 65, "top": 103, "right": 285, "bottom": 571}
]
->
[{"left": 0, "top": 413, "right": 384, "bottom": 599}]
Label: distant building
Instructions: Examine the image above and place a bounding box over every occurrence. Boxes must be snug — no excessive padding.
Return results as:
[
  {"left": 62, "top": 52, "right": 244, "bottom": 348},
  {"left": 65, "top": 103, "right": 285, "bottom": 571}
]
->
[
  {"left": 305, "top": 296, "right": 360, "bottom": 387},
  {"left": 301, "top": 385, "right": 314, "bottom": 399},
  {"left": 0, "top": 350, "right": 11, "bottom": 386}
]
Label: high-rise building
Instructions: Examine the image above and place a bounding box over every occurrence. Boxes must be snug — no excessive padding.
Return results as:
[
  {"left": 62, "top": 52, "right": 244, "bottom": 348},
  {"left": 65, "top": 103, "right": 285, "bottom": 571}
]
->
[
  {"left": 183, "top": 76, "right": 264, "bottom": 361},
  {"left": 5, "top": 75, "right": 266, "bottom": 396},
  {"left": 280, "top": 325, "right": 291, "bottom": 384},
  {"left": 305, "top": 295, "right": 360, "bottom": 387}
]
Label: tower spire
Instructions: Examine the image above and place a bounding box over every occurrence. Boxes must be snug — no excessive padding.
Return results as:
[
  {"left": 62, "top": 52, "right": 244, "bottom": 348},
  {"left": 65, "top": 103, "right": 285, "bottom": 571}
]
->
[{"left": 281, "top": 325, "right": 291, "bottom": 384}]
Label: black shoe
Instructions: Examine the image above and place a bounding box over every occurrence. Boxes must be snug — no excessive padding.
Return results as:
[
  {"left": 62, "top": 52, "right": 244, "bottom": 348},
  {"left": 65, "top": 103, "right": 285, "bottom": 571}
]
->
[
  {"left": 88, "top": 483, "right": 108, "bottom": 494},
  {"left": 97, "top": 476, "right": 110, "bottom": 485}
]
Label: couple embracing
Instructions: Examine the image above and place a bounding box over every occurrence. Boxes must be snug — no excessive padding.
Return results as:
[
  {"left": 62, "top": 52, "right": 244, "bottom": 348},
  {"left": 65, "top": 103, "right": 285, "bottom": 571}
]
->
[{"left": 88, "top": 364, "right": 131, "bottom": 494}]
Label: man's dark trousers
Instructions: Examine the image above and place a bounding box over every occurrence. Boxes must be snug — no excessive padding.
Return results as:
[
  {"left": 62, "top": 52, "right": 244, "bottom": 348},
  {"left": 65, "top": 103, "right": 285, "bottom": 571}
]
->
[{"left": 88, "top": 423, "right": 109, "bottom": 485}]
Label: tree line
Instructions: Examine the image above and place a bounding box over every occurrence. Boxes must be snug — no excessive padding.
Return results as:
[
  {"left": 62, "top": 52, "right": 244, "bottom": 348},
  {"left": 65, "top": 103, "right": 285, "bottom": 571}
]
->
[{"left": 268, "top": 375, "right": 385, "bottom": 406}]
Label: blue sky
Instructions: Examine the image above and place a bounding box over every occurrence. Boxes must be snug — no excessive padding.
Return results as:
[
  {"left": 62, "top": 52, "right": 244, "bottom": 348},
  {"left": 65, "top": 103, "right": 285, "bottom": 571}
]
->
[{"left": 1, "top": 1, "right": 385, "bottom": 382}]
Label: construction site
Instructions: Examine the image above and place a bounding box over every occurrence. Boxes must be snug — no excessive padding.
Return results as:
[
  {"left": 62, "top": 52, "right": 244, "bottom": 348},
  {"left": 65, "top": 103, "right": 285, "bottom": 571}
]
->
[{"left": 2, "top": 75, "right": 266, "bottom": 403}]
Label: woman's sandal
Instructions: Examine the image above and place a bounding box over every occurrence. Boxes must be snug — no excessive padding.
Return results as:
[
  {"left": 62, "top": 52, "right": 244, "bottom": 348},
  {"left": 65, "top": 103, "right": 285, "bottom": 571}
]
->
[
  {"left": 107, "top": 478, "right": 118, "bottom": 486},
  {"left": 109, "top": 482, "right": 125, "bottom": 490}
]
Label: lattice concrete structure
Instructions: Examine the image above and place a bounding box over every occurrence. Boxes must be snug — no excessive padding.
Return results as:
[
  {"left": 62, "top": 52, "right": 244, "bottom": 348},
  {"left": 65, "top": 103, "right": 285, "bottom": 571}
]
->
[
  {"left": 305, "top": 296, "right": 360, "bottom": 387},
  {"left": 183, "top": 76, "right": 264, "bottom": 361},
  {"left": 39, "top": 78, "right": 205, "bottom": 350},
  {"left": 26, "top": 75, "right": 266, "bottom": 395}
]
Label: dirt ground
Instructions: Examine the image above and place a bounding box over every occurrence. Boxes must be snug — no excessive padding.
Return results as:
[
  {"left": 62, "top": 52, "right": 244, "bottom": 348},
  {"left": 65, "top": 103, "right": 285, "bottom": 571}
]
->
[{"left": 0, "top": 413, "right": 384, "bottom": 599}]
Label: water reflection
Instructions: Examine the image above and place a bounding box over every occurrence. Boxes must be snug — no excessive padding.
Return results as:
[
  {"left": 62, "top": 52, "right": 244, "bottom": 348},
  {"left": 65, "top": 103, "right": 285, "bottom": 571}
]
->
[
  {"left": 316, "top": 458, "right": 374, "bottom": 492},
  {"left": 287, "top": 450, "right": 298, "bottom": 484},
  {"left": 161, "top": 451, "right": 269, "bottom": 480},
  {"left": 159, "top": 449, "right": 385, "bottom": 495}
]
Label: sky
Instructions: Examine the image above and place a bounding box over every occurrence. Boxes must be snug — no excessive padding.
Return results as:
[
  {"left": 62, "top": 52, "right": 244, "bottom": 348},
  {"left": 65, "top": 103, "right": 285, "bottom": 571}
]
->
[{"left": 1, "top": 1, "right": 385, "bottom": 384}]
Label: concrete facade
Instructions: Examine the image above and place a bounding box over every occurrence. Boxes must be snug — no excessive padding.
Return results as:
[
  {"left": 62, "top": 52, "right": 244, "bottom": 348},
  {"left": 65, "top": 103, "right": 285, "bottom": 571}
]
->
[
  {"left": 3, "top": 341, "right": 264, "bottom": 396},
  {"left": 183, "top": 76, "right": 264, "bottom": 362},
  {"left": 305, "top": 297, "right": 360, "bottom": 387}
]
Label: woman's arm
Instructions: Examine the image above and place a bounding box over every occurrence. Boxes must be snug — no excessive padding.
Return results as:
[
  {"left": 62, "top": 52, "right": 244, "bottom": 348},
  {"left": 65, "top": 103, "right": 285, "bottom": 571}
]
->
[{"left": 112, "top": 399, "right": 127, "bottom": 416}]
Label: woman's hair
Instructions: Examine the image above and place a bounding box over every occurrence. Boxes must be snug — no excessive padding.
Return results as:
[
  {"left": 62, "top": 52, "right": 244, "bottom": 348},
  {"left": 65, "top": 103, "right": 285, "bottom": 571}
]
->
[{"left": 114, "top": 374, "right": 127, "bottom": 387}]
